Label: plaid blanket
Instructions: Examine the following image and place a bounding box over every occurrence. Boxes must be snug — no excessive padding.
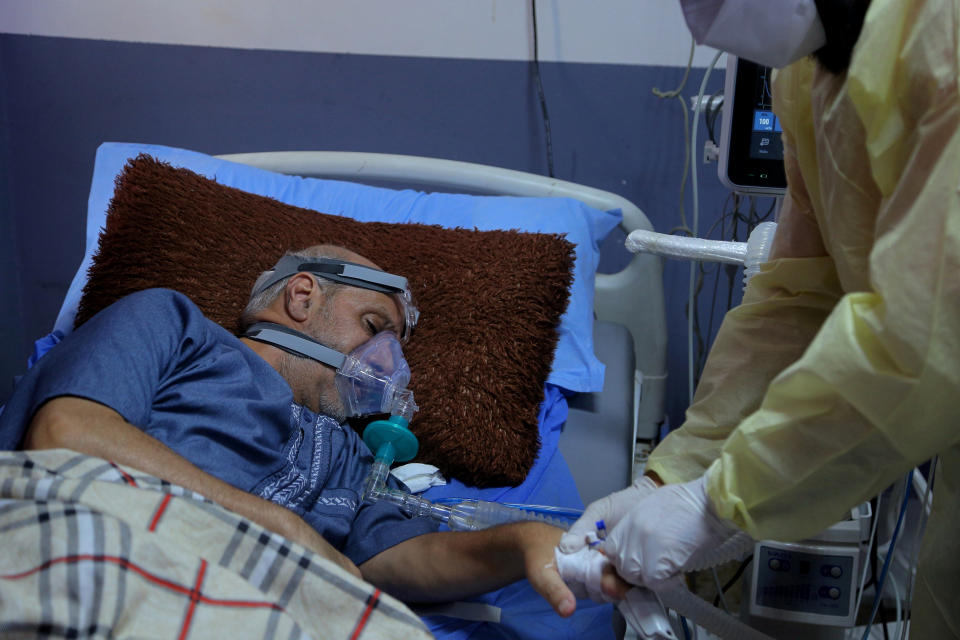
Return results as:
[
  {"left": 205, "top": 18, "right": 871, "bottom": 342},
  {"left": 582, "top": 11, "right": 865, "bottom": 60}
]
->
[{"left": 0, "top": 449, "right": 434, "bottom": 639}]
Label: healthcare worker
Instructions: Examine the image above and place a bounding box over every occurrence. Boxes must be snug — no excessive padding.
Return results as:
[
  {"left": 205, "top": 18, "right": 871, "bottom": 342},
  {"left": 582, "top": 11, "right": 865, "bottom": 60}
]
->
[{"left": 561, "top": 0, "right": 960, "bottom": 636}]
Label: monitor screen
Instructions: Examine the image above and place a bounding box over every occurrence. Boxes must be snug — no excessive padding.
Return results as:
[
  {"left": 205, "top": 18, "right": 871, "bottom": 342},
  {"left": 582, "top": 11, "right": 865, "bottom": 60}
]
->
[
  {"left": 748, "top": 66, "right": 784, "bottom": 161},
  {"left": 718, "top": 57, "right": 787, "bottom": 195}
]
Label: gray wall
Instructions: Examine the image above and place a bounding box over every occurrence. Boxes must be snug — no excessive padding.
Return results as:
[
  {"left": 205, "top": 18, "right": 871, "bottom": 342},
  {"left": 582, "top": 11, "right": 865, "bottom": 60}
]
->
[{"left": 0, "top": 34, "right": 746, "bottom": 429}]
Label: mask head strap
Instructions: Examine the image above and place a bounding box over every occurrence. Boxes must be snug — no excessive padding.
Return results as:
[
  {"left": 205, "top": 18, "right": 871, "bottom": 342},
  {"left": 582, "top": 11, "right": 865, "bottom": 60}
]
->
[
  {"left": 244, "top": 322, "right": 346, "bottom": 369},
  {"left": 253, "top": 256, "right": 407, "bottom": 295},
  {"left": 253, "top": 256, "right": 420, "bottom": 340}
]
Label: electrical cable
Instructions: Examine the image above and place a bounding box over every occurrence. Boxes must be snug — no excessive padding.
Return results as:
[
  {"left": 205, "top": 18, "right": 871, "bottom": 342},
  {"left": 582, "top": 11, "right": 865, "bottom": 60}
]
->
[
  {"left": 887, "top": 572, "right": 904, "bottom": 640},
  {"left": 529, "top": 0, "right": 555, "bottom": 178},
  {"left": 861, "top": 471, "right": 913, "bottom": 640},
  {"left": 722, "top": 194, "right": 745, "bottom": 326},
  {"left": 864, "top": 505, "right": 891, "bottom": 640},
  {"left": 712, "top": 555, "right": 753, "bottom": 608},
  {"left": 899, "top": 458, "right": 937, "bottom": 640},
  {"left": 710, "top": 567, "right": 729, "bottom": 613},
  {"left": 693, "top": 205, "right": 741, "bottom": 383},
  {"left": 873, "top": 525, "right": 891, "bottom": 640},
  {"left": 686, "top": 49, "right": 723, "bottom": 404},
  {"left": 698, "top": 259, "right": 722, "bottom": 385},
  {"left": 852, "top": 494, "right": 882, "bottom": 624},
  {"left": 654, "top": 39, "right": 696, "bottom": 238},
  {"left": 689, "top": 190, "right": 780, "bottom": 386}
]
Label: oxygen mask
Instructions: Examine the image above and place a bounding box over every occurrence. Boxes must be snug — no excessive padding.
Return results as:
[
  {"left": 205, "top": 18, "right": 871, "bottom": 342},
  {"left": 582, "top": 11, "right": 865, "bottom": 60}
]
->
[
  {"left": 244, "top": 323, "right": 418, "bottom": 422},
  {"left": 334, "top": 330, "right": 418, "bottom": 422}
]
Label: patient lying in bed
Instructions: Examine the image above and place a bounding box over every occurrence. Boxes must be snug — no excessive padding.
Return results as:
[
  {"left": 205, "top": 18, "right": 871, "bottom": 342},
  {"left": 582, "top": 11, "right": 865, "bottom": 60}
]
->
[{"left": 0, "top": 243, "right": 623, "bottom": 627}]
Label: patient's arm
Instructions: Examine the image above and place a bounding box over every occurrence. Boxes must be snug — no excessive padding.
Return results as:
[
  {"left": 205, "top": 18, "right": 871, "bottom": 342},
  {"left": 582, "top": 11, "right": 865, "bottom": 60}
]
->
[
  {"left": 359, "top": 521, "right": 626, "bottom": 617},
  {"left": 25, "top": 396, "right": 362, "bottom": 579}
]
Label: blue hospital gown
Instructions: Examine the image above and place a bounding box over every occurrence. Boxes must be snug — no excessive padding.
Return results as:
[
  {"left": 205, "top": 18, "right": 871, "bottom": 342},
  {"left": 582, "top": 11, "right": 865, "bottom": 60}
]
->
[{"left": 0, "top": 288, "right": 436, "bottom": 565}]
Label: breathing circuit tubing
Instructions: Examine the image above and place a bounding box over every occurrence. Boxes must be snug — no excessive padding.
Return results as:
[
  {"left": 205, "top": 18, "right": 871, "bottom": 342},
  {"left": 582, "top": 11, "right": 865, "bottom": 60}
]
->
[
  {"left": 367, "top": 483, "right": 580, "bottom": 531},
  {"left": 625, "top": 221, "right": 778, "bottom": 294},
  {"left": 359, "top": 414, "right": 580, "bottom": 531}
]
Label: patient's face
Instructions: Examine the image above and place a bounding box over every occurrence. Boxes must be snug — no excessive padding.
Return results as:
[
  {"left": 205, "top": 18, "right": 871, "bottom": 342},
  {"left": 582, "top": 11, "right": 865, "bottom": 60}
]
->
[
  {"left": 319, "top": 286, "right": 404, "bottom": 351},
  {"left": 291, "top": 286, "right": 404, "bottom": 419}
]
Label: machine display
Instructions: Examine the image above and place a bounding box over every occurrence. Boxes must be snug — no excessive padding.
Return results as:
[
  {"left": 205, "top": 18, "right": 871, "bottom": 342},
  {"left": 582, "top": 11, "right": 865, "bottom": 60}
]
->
[{"left": 718, "top": 56, "right": 787, "bottom": 195}]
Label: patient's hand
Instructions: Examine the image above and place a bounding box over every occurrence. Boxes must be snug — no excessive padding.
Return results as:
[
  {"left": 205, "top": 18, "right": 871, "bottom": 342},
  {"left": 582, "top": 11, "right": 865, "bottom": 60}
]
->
[
  {"left": 360, "top": 520, "right": 585, "bottom": 615},
  {"left": 512, "top": 522, "right": 631, "bottom": 614},
  {"left": 554, "top": 544, "right": 632, "bottom": 604},
  {"left": 517, "top": 523, "right": 578, "bottom": 616}
]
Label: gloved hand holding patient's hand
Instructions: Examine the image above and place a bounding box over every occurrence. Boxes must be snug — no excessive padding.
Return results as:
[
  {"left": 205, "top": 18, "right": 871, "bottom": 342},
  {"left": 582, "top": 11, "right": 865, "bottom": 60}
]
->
[
  {"left": 554, "top": 544, "right": 667, "bottom": 637},
  {"left": 559, "top": 475, "right": 659, "bottom": 554},
  {"left": 602, "top": 474, "right": 751, "bottom": 591},
  {"left": 554, "top": 544, "right": 631, "bottom": 603}
]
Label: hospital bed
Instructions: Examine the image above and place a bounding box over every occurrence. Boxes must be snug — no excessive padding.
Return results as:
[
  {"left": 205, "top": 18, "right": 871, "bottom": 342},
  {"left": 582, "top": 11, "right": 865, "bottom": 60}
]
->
[{"left": 1, "top": 144, "right": 667, "bottom": 640}]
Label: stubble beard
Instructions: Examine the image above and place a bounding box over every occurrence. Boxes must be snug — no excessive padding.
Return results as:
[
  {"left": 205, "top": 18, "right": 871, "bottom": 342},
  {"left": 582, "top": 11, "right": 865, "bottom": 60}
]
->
[{"left": 276, "top": 345, "right": 347, "bottom": 423}]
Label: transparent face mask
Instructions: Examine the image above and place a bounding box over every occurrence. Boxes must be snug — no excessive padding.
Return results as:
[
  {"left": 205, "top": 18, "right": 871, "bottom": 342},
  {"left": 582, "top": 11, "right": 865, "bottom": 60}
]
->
[
  {"left": 243, "top": 323, "right": 418, "bottom": 422},
  {"left": 334, "top": 331, "right": 418, "bottom": 422}
]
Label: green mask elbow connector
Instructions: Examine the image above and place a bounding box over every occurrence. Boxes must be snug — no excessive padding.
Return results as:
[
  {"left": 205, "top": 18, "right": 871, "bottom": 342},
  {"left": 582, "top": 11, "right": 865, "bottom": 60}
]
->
[{"left": 361, "top": 415, "right": 419, "bottom": 502}]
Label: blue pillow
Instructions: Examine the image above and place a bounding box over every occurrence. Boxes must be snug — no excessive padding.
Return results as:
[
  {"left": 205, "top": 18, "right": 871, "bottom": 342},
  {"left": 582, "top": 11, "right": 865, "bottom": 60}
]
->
[{"left": 56, "top": 142, "right": 620, "bottom": 393}]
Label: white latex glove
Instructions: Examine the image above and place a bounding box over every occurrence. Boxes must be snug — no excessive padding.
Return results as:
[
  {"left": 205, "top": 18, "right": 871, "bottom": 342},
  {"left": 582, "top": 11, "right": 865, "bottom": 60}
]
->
[
  {"left": 559, "top": 475, "right": 659, "bottom": 553},
  {"left": 602, "top": 474, "right": 751, "bottom": 591},
  {"left": 554, "top": 548, "right": 677, "bottom": 639},
  {"left": 554, "top": 546, "right": 618, "bottom": 603}
]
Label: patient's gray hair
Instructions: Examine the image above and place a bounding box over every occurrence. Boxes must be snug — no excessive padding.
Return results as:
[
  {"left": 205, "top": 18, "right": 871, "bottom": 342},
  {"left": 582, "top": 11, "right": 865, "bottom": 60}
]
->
[{"left": 240, "top": 245, "right": 351, "bottom": 329}]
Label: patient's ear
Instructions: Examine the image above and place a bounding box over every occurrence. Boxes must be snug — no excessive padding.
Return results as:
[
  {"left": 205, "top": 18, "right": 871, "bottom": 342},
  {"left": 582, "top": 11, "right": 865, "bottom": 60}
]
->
[{"left": 284, "top": 272, "right": 316, "bottom": 323}]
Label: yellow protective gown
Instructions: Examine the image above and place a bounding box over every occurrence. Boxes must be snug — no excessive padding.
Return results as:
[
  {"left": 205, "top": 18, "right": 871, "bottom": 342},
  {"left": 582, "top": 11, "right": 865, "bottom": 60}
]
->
[{"left": 647, "top": 0, "right": 960, "bottom": 635}]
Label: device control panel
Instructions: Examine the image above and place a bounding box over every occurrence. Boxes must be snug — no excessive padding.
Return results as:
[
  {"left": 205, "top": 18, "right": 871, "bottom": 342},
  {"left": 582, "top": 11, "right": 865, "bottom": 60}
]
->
[{"left": 749, "top": 540, "right": 860, "bottom": 627}]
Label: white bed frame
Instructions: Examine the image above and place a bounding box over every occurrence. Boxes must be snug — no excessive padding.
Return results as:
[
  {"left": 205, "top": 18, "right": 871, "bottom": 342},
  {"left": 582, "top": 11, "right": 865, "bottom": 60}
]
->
[{"left": 217, "top": 151, "right": 667, "bottom": 457}]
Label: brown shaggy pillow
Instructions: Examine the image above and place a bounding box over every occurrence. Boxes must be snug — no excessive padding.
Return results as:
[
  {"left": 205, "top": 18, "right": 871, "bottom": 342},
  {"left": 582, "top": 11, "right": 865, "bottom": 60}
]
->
[{"left": 76, "top": 155, "right": 574, "bottom": 487}]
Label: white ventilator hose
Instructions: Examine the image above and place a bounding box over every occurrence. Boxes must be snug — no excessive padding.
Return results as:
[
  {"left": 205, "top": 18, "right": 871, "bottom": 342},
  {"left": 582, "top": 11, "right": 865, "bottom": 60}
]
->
[
  {"left": 626, "top": 232, "right": 748, "bottom": 264},
  {"left": 626, "top": 222, "right": 778, "bottom": 292},
  {"left": 657, "top": 578, "right": 774, "bottom": 640},
  {"left": 616, "top": 573, "right": 775, "bottom": 640},
  {"left": 617, "top": 584, "right": 774, "bottom": 640},
  {"left": 654, "top": 532, "right": 774, "bottom": 640}
]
